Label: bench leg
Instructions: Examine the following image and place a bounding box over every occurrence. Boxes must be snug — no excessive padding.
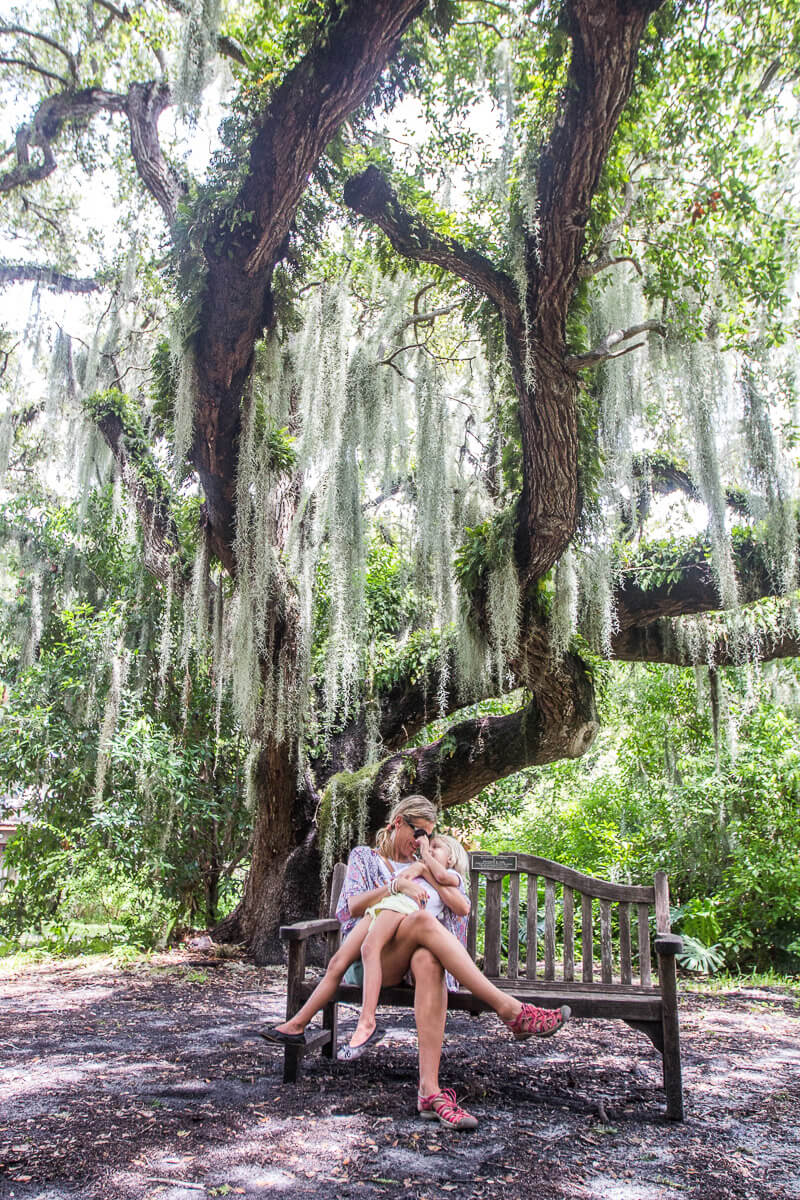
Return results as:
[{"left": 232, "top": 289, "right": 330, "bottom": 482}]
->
[
  {"left": 658, "top": 954, "right": 684, "bottom": 1121},
  {"left": 322, "top": 999, "right": 338, "bottom": 1059},
  {"left": 321, "top": 927, "right": 340, "bottom": 1060},
  {"left": 283, "top": 1043, "right": 304, "bottom": 1083},
  {"left": 283, "top": 940, "right": 307, "bottom": 1084}
]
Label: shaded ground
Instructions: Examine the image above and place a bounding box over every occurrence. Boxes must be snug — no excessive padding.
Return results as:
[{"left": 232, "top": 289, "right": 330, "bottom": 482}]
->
[{"left": 1, "top": 951, "right": 799, "bottom": 1200}]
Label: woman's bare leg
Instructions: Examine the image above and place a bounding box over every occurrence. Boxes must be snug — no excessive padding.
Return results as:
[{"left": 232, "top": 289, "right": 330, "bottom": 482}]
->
[
  {"left": 379, "top": 910, "right": 522, "bottom": 1023},
  {"left": 275, "top": 919, "right": 369, "bottom": 1034},
  {"left": 409, "top": 947, "right": 447, "bottom": 1098},
  {"left": 350, "top": 910, "right": 406, "bottom": 1047}
]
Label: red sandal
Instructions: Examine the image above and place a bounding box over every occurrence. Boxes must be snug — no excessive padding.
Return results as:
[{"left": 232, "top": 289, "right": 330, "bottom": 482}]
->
[
  {"left": 417, "top": 1088, "right": 478, "bottom": 1130},
  {"left": 507, "top": 1002, "right": 571, "bottom": 1040}
]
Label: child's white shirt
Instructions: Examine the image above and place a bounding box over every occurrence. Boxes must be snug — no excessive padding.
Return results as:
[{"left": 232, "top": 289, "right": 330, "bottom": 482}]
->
[
  {"left": 420, "top": 871, "right": 464, "bottom": 920},
  {"left": 378, "top": 857, "right": 463, "bottom": 922}
]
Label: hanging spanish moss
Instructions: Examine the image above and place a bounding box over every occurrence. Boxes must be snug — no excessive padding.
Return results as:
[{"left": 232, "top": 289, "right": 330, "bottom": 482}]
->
[
  {"left": 20, "top": 564, "right": 45, "bottom": 668},
  {"left": 592, "top": 265, "right": 647, "bottom": 506},
  {"left": 47, "top": 327, "right": 76, "bottom": 417},
  {"left": 157, "top": 573, "right": 175, "bottom": 699},
  {"left": 741, "top": 363, "right": 798, "bottom": 594},
  {"left": 578, "top": 543, "right": 618, "bottom": 657},
  {"left": 0, "top": 406, "right": 13, "bottom": 480},
  {"left": 171, "top": 339, "right": 196, "bottom": 481},
  {"left": 94, "top": 642, "right": 129, "bottom": 807},
  {"left": 549, "top": 546, "right": 578, "bottom": 660},
  {"left": 191, "top": 529, "right": 210, "bottom": 650},
  {"left": 684, "top": 338, "right": 739, "bottom": 610},
  {"left": 175, "top": 0, "right": 221, "bottom": 109},
  {"left": 415, "top": 359, "right": 454, "bottom": 607},
  {"left": 318, "top": 766, "right": 374, "bottom": 882},
  {"left": 487, "top": 553, "right": 520, "bottom": 687}
]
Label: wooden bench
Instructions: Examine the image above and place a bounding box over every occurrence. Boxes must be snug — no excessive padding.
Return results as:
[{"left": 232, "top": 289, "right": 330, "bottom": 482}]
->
[{"left": 278, "top": 852, "right": 684, "bottom": 1120}]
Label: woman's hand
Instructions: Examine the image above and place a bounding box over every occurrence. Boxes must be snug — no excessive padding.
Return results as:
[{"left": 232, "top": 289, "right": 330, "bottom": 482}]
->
[{"left": 395, "top": 872, "right": 428, "bottom": 907}]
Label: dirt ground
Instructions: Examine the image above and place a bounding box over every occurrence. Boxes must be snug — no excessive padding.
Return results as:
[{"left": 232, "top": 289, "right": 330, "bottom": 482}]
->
[{"left": 1, "top": 951, "right": 799, "bottom": 1200}]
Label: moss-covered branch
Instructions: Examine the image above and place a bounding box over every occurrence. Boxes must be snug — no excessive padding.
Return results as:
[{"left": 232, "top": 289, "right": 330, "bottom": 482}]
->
[
  {"left": 343, "top": 165, "right": 521, "bottom": 321},
  {"left": 86, "top": 388, "right": 185, "bottom": 585}
]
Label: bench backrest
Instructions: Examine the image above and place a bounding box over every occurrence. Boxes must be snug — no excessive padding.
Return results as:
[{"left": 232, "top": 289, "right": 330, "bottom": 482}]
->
[
  {"left": 328, "top": 853, "right": 672, "bottom": 990},
  {"left": 469, "top": 852, "right": 672, "bottom": 989}
]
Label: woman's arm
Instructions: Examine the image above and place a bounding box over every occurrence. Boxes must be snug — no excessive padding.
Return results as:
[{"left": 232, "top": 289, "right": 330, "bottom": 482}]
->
[
  {"left": 347, "top": 879, "right": 395, "bottom": 919},
  {"left": 337, "top": 846, "right": 428, "bottom": 922},
  {"left": 419, "top": 865, "right": 471, "bottom": 918},
  {"left": 419, "top": 844, "right": 460, "bottom": 887}
]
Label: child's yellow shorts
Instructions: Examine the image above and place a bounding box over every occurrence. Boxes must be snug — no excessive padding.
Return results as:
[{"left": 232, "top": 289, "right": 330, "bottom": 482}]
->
[{"left": 365, "top": 894, "right": 418, "bottom": 922}]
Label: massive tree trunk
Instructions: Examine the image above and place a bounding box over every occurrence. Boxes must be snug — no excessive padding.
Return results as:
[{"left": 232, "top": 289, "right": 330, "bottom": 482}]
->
[{"left": 213, "top": 737, "right": 322, "bottom": 961}]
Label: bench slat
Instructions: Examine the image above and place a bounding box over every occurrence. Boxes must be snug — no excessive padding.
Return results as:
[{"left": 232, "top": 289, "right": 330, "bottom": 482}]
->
[
  {"left": 600, "top": 898, "right": 613, "bottom": 984},
  {"left": 563, "top": 886, "right": 575, "bottom": 981},
  {"left": 467, "top": 868, "right": 479, "bottom": 959},
  {"left": 581, "top": 893, "right": 593, "bottom": 983},
  {"left": 507, "top": 873, "right": 520, "bottom": 979},
  {"left": 638, "top": 902, "right": 652, "bottom": 987},
  {"left": 526, "top": 874, "right": 538, "bottom": 980},
  {"left": 619, "top": 901, "right": 632, "bottom": 985},
  {"left": 484, "top": 874, "right": 502, "bottom": 977},
  {"left": 544, "top": 878, "right": 556, "bottom": 980}
]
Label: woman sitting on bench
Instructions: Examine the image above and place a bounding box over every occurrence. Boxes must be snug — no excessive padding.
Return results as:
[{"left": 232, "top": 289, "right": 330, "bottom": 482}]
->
[{"left": 263, "top": 795, "right": 570, "bottom": 1131}]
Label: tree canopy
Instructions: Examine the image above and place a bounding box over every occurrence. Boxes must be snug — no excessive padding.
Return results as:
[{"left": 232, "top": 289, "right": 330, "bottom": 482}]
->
[{"left": 1, "top": 0, "right": 798, "bottom": 958}]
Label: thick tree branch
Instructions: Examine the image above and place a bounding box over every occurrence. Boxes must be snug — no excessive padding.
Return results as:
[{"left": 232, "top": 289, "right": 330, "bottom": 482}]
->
[
  {"left": 612, "top": 600, "right": 800, "bottom": 666},
  {"left": 343, "top": 166, "right": 520, "bottom": 322},
  {"left": 533, "top": 0, "right": 662, "bottom": 338},
  {"left": 352, "top": 655, "right": 598, "bottom": 821},
  {"left": 0, "top": 262, "right": 102, "bottom": 293},
  {"left": 615, "top": 517, "right": 800, "bottom": 630},
  {"left": 123, "top": 80, "right": 184, "bottom": 224},
  {"left": 566, "top": 319, "right": 664, "bottom": 371},
  {"left": 0, "top": 79, "right": 181, "bottom": 223},
  {"left": 191, "top": 0, "right": 428, "bottom": 563},
  {"left": 0, "top": 88, "right": 127, "bottom": 195}
]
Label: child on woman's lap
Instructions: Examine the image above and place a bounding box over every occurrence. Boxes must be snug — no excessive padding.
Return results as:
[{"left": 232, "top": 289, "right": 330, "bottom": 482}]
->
[
  {"left": 264, "top": 833, "right": 469, "bottom": 1058},
  {"left": 345, "top": 834, "right": 467, "bottom": 1055}
]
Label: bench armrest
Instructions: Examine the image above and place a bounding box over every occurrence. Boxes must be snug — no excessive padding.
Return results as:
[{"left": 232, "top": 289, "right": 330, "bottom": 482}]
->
[
  {"left": 280, "top": 918, "right": 341, "bottom": 942},
  {"left": 654, "top": 933, "right": 683, "bottom": 956}
]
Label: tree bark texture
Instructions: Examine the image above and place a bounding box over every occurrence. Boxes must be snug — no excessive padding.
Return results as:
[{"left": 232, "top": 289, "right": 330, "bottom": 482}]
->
[{"left": 213, "top": 736, "right": 321, "bottom": 963}]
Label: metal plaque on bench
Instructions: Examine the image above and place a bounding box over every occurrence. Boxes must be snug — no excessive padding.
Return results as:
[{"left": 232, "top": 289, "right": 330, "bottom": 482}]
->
[{"left": 470, "top": 853, "right": 518, "bottom": 872}]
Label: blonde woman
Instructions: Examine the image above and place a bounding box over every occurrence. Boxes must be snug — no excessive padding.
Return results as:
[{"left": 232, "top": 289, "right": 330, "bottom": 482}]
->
[{"left": 262, "top": 795, "right": 569, "bottom": 1130}]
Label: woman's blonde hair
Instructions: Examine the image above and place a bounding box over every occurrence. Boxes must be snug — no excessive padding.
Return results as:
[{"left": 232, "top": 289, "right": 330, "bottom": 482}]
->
[
  {"left": 375, "top": 794, "right": 438, "bottom": 858},
  {"left": 431, "top": 833, "right": 469, "bottom": 879}
]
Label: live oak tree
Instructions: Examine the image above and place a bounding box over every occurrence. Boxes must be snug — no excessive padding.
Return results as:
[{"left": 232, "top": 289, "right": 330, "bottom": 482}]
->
[{"left": 1, "top": 0, "right": 798, "bottom": 960}]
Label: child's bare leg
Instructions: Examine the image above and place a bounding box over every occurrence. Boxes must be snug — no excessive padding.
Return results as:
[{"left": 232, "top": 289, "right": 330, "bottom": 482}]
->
[
  {"left": 275, "top": 918, "right": 369, "bottom": 1034},
  {"left": 350, "top": 910, "right": 407, "bottom": 1047}
]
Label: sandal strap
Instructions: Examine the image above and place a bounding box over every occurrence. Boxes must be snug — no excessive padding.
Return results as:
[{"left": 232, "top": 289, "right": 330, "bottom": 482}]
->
[
  {"left": 420, "top": 1088, "right": 470, "bottom": 1125},
  {"left": 509, "top": 1003, "right": 564, "bottom": 1036}
]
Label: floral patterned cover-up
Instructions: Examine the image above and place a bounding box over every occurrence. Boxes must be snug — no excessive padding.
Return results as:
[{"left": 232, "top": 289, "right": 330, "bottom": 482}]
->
[{"left": 335, "top": 844, "right": 469, "bottom": 993}]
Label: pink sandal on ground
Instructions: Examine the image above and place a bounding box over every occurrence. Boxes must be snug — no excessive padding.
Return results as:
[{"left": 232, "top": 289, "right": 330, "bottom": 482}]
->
[
  {"left": 507, "top": 1002, "right": 571, "bottom": 1040},
  {"left": 417, "top": 1088, "right": 478, "bottom": 1130}
]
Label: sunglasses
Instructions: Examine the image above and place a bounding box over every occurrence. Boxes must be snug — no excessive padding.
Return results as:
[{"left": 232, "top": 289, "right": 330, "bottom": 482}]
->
[{"left": 404, "top": 815, "right": 434, "bottom": 840}]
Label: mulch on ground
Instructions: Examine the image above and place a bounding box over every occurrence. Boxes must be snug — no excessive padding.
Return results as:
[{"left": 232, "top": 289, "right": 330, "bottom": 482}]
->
[{"left": 1, "top": 950, "right": 799, "bottom": 1200}]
